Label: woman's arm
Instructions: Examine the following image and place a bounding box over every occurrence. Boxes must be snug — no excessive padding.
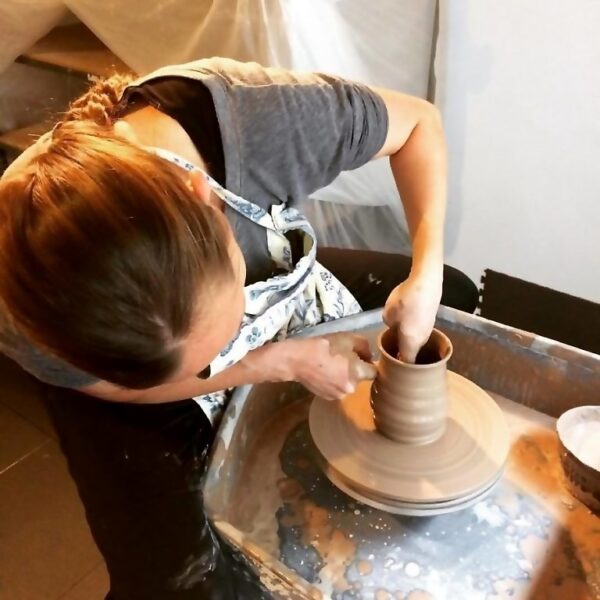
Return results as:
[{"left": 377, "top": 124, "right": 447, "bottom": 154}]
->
[
  {"left": 371, "top": 87, "right": 447, "bottom": 362},
  {"left": 373, "top": 88, "right": 446, "bottom": 281},
  {"left": 80, "top": 347, "right": 282, "bottom": 404},
  {"left": 80, "top": 334, "right": 375, "bottom": 404}
]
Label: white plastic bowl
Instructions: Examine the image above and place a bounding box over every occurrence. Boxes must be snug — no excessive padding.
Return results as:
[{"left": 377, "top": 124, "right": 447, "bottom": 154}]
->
[{"left": 556, "top": 405, "right": 600, "bottom": 514}]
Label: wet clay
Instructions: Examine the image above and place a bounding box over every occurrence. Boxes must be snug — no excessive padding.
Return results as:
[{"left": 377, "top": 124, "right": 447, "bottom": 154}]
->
[
  {"left": 372, "top": 328, "right": 452, "bottom": 445},
  {"left": 309, "top": 329, "right": 511, "bottom": 514}
]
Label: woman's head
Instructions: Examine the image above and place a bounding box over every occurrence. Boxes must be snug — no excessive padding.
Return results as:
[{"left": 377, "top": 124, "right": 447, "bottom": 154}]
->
[{"left": 0, "top": 118, "right": 245, "bottom": 389}]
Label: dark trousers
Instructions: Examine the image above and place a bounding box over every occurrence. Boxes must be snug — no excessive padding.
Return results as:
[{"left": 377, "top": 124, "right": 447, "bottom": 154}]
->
[{"left": 44, "top": 250, "right": 478, "bottom": 599}]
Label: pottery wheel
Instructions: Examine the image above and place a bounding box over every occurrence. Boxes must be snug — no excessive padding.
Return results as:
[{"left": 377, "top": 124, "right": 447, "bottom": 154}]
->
[{"left": 309, "top": 371, "right": 510, "bottom": 514}]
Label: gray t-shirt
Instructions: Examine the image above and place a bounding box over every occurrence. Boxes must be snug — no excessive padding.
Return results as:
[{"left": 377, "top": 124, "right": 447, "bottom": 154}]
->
[{"left": 0, "top": 58, "right": 388, "bottom": 388}]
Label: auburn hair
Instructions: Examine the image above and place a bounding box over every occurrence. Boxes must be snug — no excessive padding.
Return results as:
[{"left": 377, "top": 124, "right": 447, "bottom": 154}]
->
[{"left": 0, "top": 78, "right": 233, "bottom": 389}]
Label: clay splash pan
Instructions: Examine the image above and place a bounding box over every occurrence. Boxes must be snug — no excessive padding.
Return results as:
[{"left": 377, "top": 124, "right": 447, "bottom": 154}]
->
[{"left": 203, "top": 308, "right": 600, "bottom": 600}]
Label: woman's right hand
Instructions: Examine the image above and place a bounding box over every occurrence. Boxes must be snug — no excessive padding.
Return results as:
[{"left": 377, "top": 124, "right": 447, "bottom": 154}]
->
[{"left": 277, "top": 334, "right": 377, "bottom": 401}]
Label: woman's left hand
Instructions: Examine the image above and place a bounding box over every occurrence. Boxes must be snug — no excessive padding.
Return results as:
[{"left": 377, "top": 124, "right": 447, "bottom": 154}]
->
[{"left": 383, "top": 273, "right": 442, "bottom": 363}]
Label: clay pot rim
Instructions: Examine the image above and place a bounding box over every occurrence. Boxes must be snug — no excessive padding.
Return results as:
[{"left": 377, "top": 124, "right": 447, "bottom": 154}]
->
[{"left": 377, "top": 327, "right": 453, "bottom": 369}]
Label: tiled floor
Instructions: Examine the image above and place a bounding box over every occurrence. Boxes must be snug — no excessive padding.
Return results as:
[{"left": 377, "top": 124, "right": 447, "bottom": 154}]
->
[{"left": 0, "top": 354, "right": 109, "bottom": 599}]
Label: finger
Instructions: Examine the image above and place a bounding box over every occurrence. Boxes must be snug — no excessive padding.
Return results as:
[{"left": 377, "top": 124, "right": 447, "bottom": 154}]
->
[
  {"left": 349, "top": 355, "right": 377, "bottom": 382},
  {"left": 382, "top": 308, "right": 395, "bottom": 328},
  {"left": 351, "top": 335, "right": 373, "bottom": 362},
  {"left": 341, "top": 379, "right": 357, "bottom": 397},
  {"left": 325, "top": 382, "right": 353, "bottom": 401},
  {"left": 326, "top": 333, "right": 354, "bottom": 355},
  {"left": 328, "top": 355, "right": 356, "bottom": 396},
  {"left": 398, "top": 334, "right": 419, "bottom": 363},
  {"left": 314, "top": 385, "right": 341, "bottom": 402}
]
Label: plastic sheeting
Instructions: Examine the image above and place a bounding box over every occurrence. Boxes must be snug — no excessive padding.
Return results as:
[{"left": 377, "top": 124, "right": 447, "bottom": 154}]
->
[
  {"left": 0, "top": 0, "right": 437, "bottom": 253},
  {"left": 0, "top": 1, "right": 69, "bottom": 73}
]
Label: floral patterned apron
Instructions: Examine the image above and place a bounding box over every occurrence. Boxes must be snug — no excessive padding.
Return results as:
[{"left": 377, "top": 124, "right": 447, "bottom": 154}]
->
[{"left": 150, "top": 148, "right": 361, "bottom": 424}]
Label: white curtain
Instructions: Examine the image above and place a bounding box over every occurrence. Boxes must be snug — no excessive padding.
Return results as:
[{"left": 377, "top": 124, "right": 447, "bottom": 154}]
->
[{"left": 0, "top": 0, "right": 437, "bottom": 252}]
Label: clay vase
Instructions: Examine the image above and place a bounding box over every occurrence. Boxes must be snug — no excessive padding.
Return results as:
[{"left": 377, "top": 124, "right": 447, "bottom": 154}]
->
[{"left": 370, "top": 328, "right": 453, "bottom": 445}]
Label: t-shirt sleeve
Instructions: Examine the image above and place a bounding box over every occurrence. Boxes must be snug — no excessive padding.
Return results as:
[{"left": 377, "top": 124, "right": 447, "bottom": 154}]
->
[{"left": 198, "top": 59, "right": 389, "bottom": 207}]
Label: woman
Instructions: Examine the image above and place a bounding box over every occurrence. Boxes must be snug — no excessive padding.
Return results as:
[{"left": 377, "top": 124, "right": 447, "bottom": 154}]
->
[{"left": 0, "top": 58, "right": 476, "bottom": 598}]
